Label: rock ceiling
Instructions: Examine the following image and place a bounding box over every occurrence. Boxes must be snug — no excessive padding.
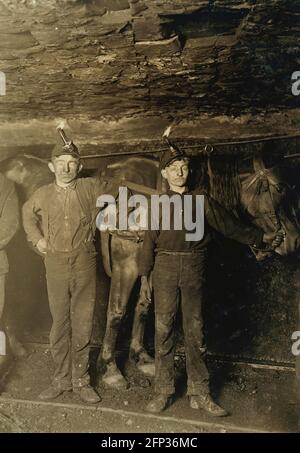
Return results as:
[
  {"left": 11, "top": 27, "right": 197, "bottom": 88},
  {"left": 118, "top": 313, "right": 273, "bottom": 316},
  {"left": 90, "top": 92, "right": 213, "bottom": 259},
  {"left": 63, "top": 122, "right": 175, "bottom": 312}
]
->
[{"left": 0, "top": 0, "right": 299, "bottom": 156}]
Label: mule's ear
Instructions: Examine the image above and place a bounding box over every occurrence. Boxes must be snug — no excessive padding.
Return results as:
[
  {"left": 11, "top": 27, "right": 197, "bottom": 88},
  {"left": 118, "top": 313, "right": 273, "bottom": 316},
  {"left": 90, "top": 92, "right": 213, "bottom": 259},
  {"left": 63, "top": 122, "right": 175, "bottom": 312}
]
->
[{"left": 48, "top": 161, "right": 55, "bottom": 173}]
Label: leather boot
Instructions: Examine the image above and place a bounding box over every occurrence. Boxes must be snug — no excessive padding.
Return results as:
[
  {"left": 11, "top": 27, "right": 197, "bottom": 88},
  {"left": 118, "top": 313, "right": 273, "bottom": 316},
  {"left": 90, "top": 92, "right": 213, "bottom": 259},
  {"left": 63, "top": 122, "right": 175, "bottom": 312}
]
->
[
  {"left": 74, "top": 385, "right": 101, "bottom": 404},
  {"left": 38, "top": 384, "right": 72, "bottom": 401},
  {"left": 189, "top": 394, "right": 228, "bottom": 417},
  {"left": 145, "top": 394, "right": 173, "bottom": 413}
]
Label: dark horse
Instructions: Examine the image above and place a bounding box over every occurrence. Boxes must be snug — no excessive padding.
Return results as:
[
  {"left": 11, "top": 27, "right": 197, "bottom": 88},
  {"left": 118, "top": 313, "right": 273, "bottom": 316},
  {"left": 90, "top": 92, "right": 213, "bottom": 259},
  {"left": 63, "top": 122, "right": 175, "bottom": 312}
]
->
[
  {"left": 206, "top": 152, "right": 300, "bottom": 259},
  {"left": 1, "top": 151, "right": 300, "bottom": 389}
]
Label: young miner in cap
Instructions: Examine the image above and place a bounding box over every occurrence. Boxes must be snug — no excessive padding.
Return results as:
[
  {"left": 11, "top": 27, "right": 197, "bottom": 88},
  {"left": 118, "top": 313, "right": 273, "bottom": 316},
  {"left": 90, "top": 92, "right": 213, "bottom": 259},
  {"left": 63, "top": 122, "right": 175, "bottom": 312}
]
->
[
  {"left": 139, "top": 145, "right": 279, "bottom": 415},
  {"left": 23, "top": 139, "right": 117, "bottom": 404}
]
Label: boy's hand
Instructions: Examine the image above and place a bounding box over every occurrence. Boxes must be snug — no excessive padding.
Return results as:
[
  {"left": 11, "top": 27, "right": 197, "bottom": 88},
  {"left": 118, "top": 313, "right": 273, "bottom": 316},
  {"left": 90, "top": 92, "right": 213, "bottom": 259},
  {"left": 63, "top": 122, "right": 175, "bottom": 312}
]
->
[
  {"left": 263, "top": 231, "right": 285, "bottom": 248},
  {"left": 36, "top": 238, "right": 48, "bottom": 254}
]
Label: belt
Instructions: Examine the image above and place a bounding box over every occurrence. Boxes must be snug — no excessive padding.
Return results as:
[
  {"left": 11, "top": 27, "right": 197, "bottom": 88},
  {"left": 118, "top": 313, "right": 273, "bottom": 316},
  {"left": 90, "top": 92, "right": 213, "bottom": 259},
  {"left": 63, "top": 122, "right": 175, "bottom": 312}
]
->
[
  {"left": 109, "top": 230, "right": 144, "bottom": 243},
  {"left": 157, "top": 250, "right": 206, "bottom": 256}
]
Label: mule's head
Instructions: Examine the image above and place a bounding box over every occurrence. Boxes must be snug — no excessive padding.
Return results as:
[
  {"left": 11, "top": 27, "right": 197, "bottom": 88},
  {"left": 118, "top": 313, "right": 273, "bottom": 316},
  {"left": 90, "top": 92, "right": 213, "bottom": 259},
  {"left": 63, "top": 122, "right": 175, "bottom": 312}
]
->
[
  {"left": 99, "top": 156, "right": 161, "bottom": 190},
  {"left": 239, "top": 154, "right": 300, "bottom": 258},
  {"left": 207, "top": 152, "right": 300, "bottom": 260},
  {"left": 0, "top": 155, "right": 53, "bottom": 199}
]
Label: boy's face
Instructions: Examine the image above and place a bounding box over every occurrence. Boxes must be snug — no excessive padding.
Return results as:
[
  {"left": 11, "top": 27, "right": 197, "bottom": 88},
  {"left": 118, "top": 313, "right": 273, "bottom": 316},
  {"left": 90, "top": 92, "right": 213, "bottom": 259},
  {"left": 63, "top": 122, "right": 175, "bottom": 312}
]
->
[
  {"left": 48, "top": 154, "right": 82, "bottom": 186},
  {"left": 161, "top": 158, "right": 190, "bottom": 188}
]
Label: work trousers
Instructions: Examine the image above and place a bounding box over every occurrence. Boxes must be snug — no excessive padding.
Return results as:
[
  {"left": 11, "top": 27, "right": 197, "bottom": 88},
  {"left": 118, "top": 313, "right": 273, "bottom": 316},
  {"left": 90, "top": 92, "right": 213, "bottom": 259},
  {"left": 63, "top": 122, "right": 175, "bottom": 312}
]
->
[
  {"left": 152, "top": 251, "right": 209, "bottom": 396},
  {"left": 44, "top": 246, "right": 96, "bottom": 389}
]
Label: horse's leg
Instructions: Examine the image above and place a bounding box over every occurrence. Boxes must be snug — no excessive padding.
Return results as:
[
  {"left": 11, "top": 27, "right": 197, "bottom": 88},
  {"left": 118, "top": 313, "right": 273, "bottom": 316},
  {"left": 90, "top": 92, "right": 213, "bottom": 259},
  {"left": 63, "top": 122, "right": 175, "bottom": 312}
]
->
[
  {"left": 0, "top": 275, "right": 27, "bottom": 359},
  {"left": 5, "top": 328, "right": 27, "bottom": 358},
  {"left": 3, "top": 316, "right": 27, "bottom": 358},
  {"left": 101, "top": 241, "right": 139, "bottom": 389},
  {"left": 130, "top": 273, "right": 155, "bottom": 376}
]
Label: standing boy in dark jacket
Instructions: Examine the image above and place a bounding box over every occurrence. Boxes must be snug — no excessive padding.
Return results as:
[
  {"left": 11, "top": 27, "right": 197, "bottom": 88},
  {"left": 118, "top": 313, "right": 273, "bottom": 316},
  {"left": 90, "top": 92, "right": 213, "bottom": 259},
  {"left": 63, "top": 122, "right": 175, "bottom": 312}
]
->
[{"left": 139, "top": 146, "right": 279, "bottom": 415}]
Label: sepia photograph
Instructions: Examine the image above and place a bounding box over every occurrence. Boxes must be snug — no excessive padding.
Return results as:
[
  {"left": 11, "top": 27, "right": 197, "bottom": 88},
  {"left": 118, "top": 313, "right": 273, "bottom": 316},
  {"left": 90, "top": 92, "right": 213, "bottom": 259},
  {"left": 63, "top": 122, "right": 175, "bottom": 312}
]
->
[{"left": 0, "top": 0, "right": 299, "bottom": 437}]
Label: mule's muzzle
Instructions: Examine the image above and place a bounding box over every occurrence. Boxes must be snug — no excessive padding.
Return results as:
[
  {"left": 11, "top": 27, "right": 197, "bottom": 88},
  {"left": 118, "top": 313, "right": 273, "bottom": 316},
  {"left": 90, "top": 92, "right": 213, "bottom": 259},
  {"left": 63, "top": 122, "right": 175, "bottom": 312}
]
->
[
  {"left": 251, "top": 230, "right": 286, "bottom": 261},
  {"left": 271, "top": 230, "right": 286, "bottom": 249}
]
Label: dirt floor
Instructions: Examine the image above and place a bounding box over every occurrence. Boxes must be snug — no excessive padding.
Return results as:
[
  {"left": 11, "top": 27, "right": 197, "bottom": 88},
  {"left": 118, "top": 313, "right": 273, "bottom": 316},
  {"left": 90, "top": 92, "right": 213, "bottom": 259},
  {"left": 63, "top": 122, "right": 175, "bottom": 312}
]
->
[{"left": 0, "top": 346, "right": 299, "bottom": 433}]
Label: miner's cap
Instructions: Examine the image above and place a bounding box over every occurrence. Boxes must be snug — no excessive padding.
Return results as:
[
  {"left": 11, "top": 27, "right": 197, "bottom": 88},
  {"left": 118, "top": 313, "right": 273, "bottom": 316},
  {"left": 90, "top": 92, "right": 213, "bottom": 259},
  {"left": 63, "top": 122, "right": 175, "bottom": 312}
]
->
[
  {"left": 159, "top": 145, "right": 189, "bottom": 170},
  {"left": 51, "top": 143, "right": 81, "bottom": 160}
]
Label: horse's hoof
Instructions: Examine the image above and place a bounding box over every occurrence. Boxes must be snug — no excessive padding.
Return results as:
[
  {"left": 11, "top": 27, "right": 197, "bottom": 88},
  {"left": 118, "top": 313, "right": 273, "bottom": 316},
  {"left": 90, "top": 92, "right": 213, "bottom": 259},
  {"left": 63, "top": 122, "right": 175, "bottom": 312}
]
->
[
  {"left": 130, "top": 349, "right": 154, "bottom": 364},
  {"left": 138, "top": 350, "right": 154, "bottom": 364},
  {"left": 102, "top": 368, "right": 129, "bottom": 390},
  {"left": 136, "top": 361, "right": 155, "bottom": 377},
  {"left": 130, "top": 375, "right": 151, "bottom": 388},
  {"left": 129, "top": 349, "right": 155, "bottom": 376}
]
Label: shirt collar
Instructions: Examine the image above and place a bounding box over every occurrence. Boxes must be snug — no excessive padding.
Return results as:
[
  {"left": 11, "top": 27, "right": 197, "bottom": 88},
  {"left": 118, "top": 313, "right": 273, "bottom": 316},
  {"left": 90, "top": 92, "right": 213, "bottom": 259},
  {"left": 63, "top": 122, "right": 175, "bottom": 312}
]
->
[
  {"left": 166, "top": 188, "right": 191, "bottom": 196},
  {"left": 54, "top": 180, "right": 77, "bottom": 192}
]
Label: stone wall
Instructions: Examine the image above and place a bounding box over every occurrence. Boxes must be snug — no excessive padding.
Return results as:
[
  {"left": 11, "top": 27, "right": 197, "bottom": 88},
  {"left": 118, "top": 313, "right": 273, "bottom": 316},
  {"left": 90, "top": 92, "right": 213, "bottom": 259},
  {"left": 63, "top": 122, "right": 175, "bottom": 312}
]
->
[{"left": 0, "top": 0, "right": 299, "bottom": 155}]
